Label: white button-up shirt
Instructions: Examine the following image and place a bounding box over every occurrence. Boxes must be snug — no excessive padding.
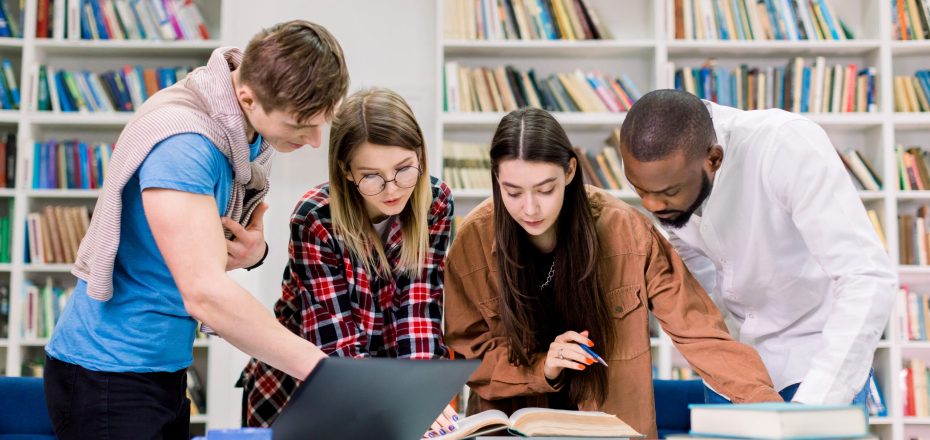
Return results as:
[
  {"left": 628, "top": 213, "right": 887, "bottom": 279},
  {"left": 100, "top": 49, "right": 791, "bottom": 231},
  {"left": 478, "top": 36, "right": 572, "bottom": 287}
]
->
[{"left": 666, "top": 101, "right": 896, "bottom": 404}]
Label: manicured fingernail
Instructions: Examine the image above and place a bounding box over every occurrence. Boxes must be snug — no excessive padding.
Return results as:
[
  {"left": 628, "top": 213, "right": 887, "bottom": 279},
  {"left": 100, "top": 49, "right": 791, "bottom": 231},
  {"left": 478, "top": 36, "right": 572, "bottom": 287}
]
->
[
  {"left": 447, "top": 426, "right": 456, "bottom": 432},
  {"left": 439, "top": 429, "right": 447, "bottom": 435},
  {"left": 452, "top": 414, "right": 459, "bottom": 421},
  {"left": 586, "top": 358, "right": 594, "bottom": 364},
  {"left": 428, "top": 433, "right": 436, "bottom": 438},
  {"left": 588, "top": 341, "right": 594, "bottom": 347},
  {"left": 579, "top": 365, "right": 586, "bottom": 370}
]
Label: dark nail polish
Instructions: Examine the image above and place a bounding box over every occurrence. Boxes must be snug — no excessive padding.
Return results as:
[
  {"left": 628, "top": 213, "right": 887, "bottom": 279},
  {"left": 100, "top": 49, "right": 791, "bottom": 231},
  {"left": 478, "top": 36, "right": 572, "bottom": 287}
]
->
[
  {"left": 439, "top": 429, "right": 447, "bottom": 435},
  {"left": 448, "top": 426, "right": 456, "bottom": 432},
  {"left": 428, "top": 433, "right": 436, "bottom": 438},
  {"left": 452, "top": 414, "right": 459, "bottom": 421}
]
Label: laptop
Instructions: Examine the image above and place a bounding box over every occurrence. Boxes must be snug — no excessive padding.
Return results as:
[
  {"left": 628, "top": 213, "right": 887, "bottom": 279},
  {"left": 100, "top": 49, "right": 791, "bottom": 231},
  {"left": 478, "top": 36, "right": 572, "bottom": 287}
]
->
[{"left": 272, "top": 357, "right": 480, "bottom": 440}]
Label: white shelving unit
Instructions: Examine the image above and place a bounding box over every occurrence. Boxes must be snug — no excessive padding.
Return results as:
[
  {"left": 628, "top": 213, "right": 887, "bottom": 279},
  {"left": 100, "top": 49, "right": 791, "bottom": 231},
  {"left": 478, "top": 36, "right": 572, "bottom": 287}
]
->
[
  {"left": 436, "top": 1, "right": 927, "bottom": 439},
  {"left": 0, "top": 0, "right": 226, "bottom": 435}
]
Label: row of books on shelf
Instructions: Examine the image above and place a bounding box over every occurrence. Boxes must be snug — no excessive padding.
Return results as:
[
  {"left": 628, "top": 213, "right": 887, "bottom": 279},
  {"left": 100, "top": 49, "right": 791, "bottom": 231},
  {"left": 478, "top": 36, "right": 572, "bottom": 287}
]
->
[
  {"left": 894, "top": 71, "right": 930, "bottom": 113},
  {"left": 672, "top": 57, "right": 877, "bottom": 114},
  {"left": 37, "top": 0, "right": 211, "bottom": 41},
  {"left": 32, "top": 140, "right": 112, "bottom": 190},
  {"left": 901, "top": 285, "right": 930, "bottom": 341},
  {"left": 0, "top": 58, "right": 19, "bottom": 110},
  {"left": 34, "top": 64, "right": 190, "bottom": 113},
  {"left": 0, "top": 132, "right": 16, "bottom": 189},
  {"left": 899, "top": 205, "right": 930, "bottom": 265},
  {"left": 839, "top": 148, "right": 882, "bottom": 192},
  {"left": 0, "top": 0, "right": 22, "bottom": 38},
  {"left": 903, "top": 358, "right": 930, "bottom": 417},
  {"left": 21, "top": 278, "right": 71, "bottom": 339},
  {"left": 894, "top": 0, "right": 930, "bottom": 40},
  {"left": 672, "top": 0, "right": 852, "bottom": 41},
  {"left": 0, "top": 282, "right": 8, "bottom": 338},
  {"left": 25, "top": 205, "right": 90, "bottom": 265},
  {"left": 443, "top": 0, "right": 610, "bottom": 41},
  {"left": 898, "top": 145, "right": 930, "bottom": 191},
  {"left": 443, "top": 63, "right": 642, "bottom": 113},
  {"left": 443, "top": 141, "right": 492, "bottom": 190}
]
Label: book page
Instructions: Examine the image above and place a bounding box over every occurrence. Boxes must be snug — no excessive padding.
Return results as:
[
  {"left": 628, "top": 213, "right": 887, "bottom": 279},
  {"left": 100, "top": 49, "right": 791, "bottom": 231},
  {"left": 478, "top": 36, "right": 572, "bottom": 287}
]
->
[
  {"left": 509, "top": 408, "right": 643, "bottom": 437},
  {"left": 444, "top": 409, "right": 510, "bottom": 440}
]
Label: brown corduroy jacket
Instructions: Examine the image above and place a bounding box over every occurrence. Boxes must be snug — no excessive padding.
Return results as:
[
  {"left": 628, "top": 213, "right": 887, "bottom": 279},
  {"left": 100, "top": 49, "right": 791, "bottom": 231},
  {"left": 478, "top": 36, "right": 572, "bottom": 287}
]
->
[{"left": 443, "top": 186, "right": 782, "bottom": 438}]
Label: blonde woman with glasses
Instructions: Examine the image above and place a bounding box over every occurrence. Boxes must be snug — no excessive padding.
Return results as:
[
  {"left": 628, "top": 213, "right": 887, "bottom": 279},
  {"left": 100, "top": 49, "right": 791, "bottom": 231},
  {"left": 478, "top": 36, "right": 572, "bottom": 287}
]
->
[{"left": 240, "top": 88, "right": 457, "bottom": 433}]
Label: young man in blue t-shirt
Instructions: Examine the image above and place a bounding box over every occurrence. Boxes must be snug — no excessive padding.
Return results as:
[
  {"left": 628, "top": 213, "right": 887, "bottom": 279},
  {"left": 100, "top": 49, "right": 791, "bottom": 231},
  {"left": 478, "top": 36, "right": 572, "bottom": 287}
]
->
[{"left": 43, "top": 21, "right": 349, "bottom": 440}]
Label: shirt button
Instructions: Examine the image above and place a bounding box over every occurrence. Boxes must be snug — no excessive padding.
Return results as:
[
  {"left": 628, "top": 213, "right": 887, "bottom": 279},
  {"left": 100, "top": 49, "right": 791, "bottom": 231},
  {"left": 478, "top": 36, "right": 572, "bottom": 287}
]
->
[{"left": 747, "top": 313, "right": 755, "bottom": 319}]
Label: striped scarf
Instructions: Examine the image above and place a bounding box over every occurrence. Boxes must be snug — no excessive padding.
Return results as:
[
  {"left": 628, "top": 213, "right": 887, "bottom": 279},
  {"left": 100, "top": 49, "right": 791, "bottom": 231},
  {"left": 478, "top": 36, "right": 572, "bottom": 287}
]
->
[{"left": 72, "top": 47, "right": 274, "bottom": 301}]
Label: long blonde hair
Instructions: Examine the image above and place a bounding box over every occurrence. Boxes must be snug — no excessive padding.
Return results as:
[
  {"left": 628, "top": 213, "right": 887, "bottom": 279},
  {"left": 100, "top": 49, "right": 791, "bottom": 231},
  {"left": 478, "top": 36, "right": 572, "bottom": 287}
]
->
[{"left": 328, "top": 88, "right": 431, "bottom": 278}]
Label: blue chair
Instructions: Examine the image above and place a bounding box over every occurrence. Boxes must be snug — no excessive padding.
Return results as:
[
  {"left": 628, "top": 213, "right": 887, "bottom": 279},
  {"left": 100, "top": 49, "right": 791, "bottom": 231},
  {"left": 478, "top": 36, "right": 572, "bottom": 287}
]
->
[
  {"left": 653, "top": 379, "right": 704, "bottom": 438},
  {"left": 0, "top": 377, "right": 56, "bottom": 440}
]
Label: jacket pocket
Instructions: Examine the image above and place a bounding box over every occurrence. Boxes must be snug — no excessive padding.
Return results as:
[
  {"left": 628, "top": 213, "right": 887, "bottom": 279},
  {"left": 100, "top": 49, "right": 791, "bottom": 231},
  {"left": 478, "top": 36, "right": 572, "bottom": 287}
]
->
[
  {"left": 608, "top": 285, "right": 650, "bottom": 360},
  {"left": 477, "top": 296, "right": 503, "bottom": 334}
]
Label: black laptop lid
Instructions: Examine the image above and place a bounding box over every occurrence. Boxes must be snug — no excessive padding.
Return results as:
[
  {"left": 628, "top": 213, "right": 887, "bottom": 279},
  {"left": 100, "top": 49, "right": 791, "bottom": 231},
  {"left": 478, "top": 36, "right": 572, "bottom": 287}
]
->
[{"left": 272, "top": 357, "right": 480, "bottom": 440}]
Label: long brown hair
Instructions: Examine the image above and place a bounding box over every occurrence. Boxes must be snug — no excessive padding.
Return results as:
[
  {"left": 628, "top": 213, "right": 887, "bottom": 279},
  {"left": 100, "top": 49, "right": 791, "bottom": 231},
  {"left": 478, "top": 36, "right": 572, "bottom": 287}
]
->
[
  {"left": 328, "top": 88, "right": 432, "bottom": 277},
  {"left": 490, "top": 108, "right": 614, "bottom": 405}
]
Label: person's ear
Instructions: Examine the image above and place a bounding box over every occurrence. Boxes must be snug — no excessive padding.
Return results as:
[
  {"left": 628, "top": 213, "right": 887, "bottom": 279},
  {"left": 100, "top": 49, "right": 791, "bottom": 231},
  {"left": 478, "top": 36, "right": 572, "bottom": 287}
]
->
[
  {"left": 340, "top": 160, "right": 354, "bottom": 182},
  {"left": 566, "top": 157, "right": 577, "bottom": 184},
  {"left": 236, "top": 83, "right": 258, "bottom": 112},
  {"left": 706, "top": 145, "right": 724, "bottom": 173}
]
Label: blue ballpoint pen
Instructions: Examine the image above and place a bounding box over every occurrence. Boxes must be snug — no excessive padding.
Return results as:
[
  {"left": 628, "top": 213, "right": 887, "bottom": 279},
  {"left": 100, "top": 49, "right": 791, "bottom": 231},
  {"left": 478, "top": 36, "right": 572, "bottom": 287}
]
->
[{"left": 577, "top": 342, "right": 609, "bottom": 367}]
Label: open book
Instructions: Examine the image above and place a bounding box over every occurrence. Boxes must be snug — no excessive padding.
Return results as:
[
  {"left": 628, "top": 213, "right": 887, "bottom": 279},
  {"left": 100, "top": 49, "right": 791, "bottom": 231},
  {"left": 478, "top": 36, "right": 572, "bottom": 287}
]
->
[{"left": 445, "top": 407, "right": 643, "bottom": 439}]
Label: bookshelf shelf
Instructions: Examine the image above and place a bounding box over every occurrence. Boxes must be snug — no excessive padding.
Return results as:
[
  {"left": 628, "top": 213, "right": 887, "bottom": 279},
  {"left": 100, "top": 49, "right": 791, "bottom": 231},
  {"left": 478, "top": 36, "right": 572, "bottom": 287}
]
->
[
  {"left": 28, "top": 112, "right": 134, "bottom": 127},
  {"left": 877, "top": 340, "right": 892, "bottom": 349},
  {"left": 190, "top": 415, "right": 209, "bottom": 424},
  {"left": 903, "top": 417, "right": 930, "bottom": 425},
  {"left": 193, "top": 340, "right": 210, "bottom": 348},
  {"left": 22, "top": 263, "right": 73, "bottom": 273},
  {"left": 896, "top": 192, "right": 930, "bottom": 201},
  {"left": 0, "top": 339, "right": 7, "bottom": 347},
  {"left": 0, "top": 111, "right": 20, "bottom": 124},
  {"left": 870, "top": 417, "right": 893, "bottom": 425},
  {"left": 0, "top": 189, "right": 14, "bottom": 197},
  {"left": 443, "top": 112, "right": 624, "bottom": 129},
  {"left": 666, "top": 40, "right": 883, "bottom": 57},
  {"left": 0, "top": 263, "right": 12, "bottom": 272},
  {"left": 892, "top": 113, "right": 930, "bottom": 130},
  {"left": 442, "top": 39, "right": 655, "bottom": 57},
  {"left": 804, "top": 113, "right": 884, "bottom": 128},
  {"left": 34, "top": 39, "right": 221, "bottom": 56},
  {"left": 858, "top": 191, "right": 884, "bottom": 201},
  {"left": 897, "top": 266, "right": 930, "bottom": 276},
  {"left": 900, "top": 341, "right": 930, "bottom": 349},
  {"left": 890, "top": 40, "right": 930, "bottom": 56},
  {"left": 0, "top": 38, "right": 23, "bottom": 49},
  {"left": 25, "top": 189, "right": 102, "bottom": 199},
  {"left": 20, "top": 338, "right": 49, "bottom": 347}
]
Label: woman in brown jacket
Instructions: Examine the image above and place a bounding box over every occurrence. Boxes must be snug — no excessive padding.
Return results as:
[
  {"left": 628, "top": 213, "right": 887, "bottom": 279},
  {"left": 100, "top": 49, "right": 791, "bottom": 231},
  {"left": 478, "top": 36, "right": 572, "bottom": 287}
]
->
[{"left": 441, "top": 108, "right": 782, "bottom": 438}]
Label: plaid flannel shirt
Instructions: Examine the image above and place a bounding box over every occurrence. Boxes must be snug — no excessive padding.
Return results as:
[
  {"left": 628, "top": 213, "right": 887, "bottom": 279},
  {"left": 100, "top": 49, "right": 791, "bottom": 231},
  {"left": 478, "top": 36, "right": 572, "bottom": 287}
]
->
[{"left": 241, "top": 177, "right": 452, "bottom": 427}]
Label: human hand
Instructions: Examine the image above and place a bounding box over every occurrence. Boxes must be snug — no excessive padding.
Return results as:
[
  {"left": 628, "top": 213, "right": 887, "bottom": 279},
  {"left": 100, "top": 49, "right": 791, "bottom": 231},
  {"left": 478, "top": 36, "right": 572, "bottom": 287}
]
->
[
  {"left": 223, "top": 202, "right": 268, "bottom": 270},
  {"left": 543, "top": 330, "right": 595, "bottom": 380},
  {"left": 422, "top": 403, "right": 459, "bottom": 438}
]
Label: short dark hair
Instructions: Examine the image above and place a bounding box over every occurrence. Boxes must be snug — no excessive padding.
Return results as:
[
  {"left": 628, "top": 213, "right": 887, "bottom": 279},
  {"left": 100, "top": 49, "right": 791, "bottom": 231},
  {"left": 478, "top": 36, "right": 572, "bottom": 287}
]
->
[
  {"left": 239, "top": 20, "right": 349, "bottom": 123},
  {"left": 619, "top": 89, "right": 716, "bottom": 162}
]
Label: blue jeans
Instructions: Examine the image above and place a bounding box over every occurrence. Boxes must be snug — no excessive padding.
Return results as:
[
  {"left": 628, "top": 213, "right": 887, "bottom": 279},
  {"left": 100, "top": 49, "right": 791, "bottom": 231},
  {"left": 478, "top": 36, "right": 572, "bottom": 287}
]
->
[{"left": 703, "top": 370, "right": 872, "bottom": 412}]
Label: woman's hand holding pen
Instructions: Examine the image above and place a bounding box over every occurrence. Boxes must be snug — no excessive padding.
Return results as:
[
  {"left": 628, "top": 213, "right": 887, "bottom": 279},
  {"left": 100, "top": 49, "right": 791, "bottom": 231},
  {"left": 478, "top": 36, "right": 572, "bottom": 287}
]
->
[{"left": 543, "top": 330, "right": 596, "bottom": 380}]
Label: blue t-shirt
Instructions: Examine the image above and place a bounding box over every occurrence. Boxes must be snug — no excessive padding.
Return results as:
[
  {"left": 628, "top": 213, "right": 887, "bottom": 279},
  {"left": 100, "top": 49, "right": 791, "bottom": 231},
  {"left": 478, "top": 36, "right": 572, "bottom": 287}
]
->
[{"left": 46, "top": 133, "right": 262, "bottom": 372}]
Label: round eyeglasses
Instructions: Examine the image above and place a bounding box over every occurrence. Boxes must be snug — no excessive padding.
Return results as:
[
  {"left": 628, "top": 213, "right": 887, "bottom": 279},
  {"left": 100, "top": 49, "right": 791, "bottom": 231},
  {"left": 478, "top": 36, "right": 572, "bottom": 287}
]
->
[{"left": 352, "top": 165, "right": 422, "bottom": 196}]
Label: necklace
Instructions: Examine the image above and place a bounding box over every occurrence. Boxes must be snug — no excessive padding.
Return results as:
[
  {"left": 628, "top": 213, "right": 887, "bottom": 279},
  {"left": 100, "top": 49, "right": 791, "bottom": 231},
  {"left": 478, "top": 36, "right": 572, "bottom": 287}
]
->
[{"left": 539, "top": 259, "right": 555, "bottom": 289}]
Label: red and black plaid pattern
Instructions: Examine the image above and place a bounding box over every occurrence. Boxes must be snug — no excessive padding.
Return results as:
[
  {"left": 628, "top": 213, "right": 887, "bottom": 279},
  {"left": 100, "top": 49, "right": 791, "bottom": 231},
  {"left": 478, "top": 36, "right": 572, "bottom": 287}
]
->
[{"left": 241, "top": 178, "right": 453, "bottom": 427}]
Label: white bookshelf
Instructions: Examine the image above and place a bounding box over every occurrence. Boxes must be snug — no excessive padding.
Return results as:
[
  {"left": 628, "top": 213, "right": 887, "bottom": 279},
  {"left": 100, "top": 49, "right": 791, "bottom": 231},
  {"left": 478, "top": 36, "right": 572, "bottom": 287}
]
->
[
  {"left": 0, "top": 0, "right": 225, "bottom": 436},
  {"left": 436, "top": 1, "right": 926, "bottom": 439}
]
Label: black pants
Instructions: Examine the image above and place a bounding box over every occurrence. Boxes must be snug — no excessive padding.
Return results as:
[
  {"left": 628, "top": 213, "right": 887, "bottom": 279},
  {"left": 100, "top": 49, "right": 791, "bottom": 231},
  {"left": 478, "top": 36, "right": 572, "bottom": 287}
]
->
[{"left": 44, "top": 355, "right": 191, "bottom": 440}]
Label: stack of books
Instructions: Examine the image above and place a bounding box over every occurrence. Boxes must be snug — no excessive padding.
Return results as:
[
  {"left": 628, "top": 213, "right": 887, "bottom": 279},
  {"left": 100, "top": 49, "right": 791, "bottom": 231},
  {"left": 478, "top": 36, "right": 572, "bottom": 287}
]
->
[
  {"left": 671, "top": 0, "right": 853, "bottom": 41},
  {"left": 443, "top": 140, "right": 491, "bottom": 190},
  {"left": 37, "top": 0, "right": 211, "bottom": 41},
  {"left": 443, "top": 0, "right": 611, "bottom": 41},
  {"left": 670, "top": 57, "right": 877, "bottom": 113},
  {"left": 668, "top": 403, "right": 874, "bottom": 439},
  {"left": 444, "top": 63, "right": 640, "bottom": 113},
  {"left": 894, "top": 70, "right": 930, "bottom": 112}
]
